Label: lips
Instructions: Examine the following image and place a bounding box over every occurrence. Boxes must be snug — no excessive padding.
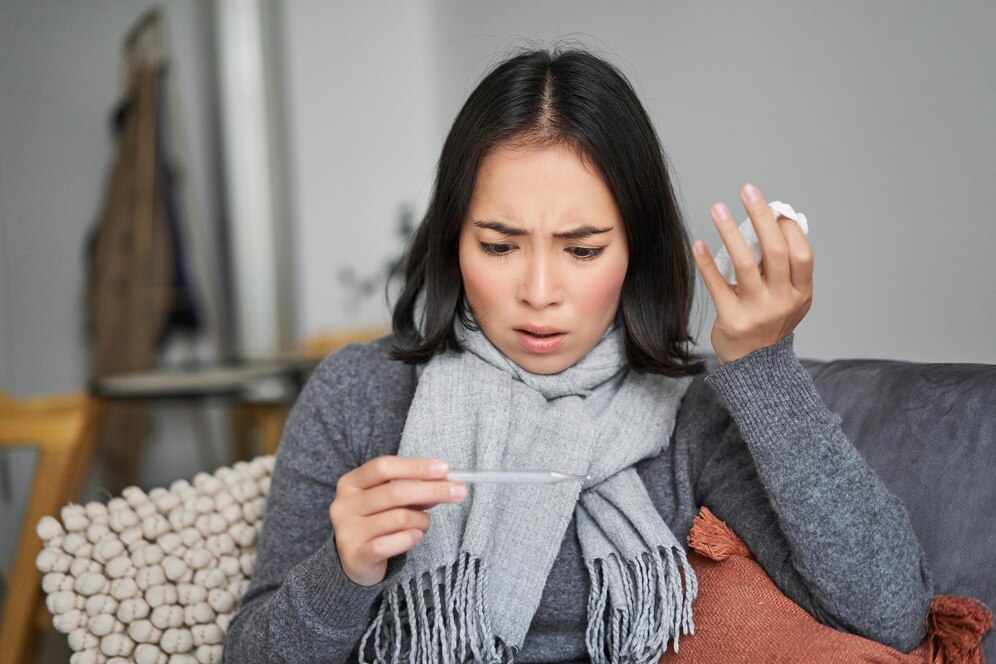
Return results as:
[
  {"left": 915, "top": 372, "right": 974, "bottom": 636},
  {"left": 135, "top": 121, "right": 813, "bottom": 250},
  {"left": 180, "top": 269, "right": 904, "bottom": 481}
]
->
[
  {"left": 514, "top": 326, "right": 567, "bottom": 353},
  {"left": 515, "top": 325, "right": 566, "bottom": 337}
]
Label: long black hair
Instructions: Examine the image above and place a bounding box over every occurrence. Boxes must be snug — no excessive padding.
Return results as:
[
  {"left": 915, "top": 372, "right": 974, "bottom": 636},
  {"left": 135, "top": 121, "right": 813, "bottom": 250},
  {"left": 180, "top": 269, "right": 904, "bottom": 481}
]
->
[{"left": 390, "top": 45, "right": 705, "bottom": 377}]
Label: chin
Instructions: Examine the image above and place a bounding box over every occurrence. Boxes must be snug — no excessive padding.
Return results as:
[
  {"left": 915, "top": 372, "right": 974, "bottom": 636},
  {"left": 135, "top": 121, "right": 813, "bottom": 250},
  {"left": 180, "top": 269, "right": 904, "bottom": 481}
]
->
[{"left": 511, "top": 350, "right": 576, "bottom": 375}]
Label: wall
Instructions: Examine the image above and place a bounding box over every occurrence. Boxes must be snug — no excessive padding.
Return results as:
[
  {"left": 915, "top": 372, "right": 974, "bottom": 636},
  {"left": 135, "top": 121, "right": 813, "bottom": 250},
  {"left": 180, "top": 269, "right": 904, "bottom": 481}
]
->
[
  {"left": 0, "top": 0, "right": 228, "bottom": 567},
  {"left": 422, "top": 1, "right": 996, "bottom": 363},
  {"left": 282, "top": 1, "right": 995, "bottom": 363},
  {"left": 280, "top": 0, "right": 441, "bottom": 336}
]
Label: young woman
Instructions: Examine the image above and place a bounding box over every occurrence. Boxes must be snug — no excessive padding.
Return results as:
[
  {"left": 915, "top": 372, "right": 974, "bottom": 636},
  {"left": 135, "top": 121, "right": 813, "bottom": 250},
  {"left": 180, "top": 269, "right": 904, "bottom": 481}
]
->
[{"left": 224, "top": 47, "right": 933, "bottom": 663}]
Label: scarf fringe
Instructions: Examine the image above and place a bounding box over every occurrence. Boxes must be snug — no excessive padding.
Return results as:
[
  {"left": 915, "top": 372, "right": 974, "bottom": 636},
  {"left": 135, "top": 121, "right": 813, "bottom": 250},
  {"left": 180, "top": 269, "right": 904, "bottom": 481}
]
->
[
  {"left": 359, "top": 551, "right": 517, "bottom": 664},
  {"left": 584, "top": 545, "right": 698, "bottom": 664}
]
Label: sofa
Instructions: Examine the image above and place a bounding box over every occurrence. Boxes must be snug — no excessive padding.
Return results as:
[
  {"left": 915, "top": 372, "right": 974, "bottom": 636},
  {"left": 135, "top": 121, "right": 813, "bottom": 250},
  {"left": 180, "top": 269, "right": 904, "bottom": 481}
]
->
[
  {"left": 718, "top": 352, "right": 996, "bottom": 660},
  {"left": 34, "top": 350, "right": 995, "bottom": 662}
]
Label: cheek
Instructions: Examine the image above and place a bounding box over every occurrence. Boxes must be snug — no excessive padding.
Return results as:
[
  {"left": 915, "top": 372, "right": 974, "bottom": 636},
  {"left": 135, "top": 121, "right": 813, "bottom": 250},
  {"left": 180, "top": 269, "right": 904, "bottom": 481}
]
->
[
  {"left": 580, "top": 256, "right": 628, "bottom": 312},
  {"left": 459, "top": 244, "right": 501, "bottom": 313}
]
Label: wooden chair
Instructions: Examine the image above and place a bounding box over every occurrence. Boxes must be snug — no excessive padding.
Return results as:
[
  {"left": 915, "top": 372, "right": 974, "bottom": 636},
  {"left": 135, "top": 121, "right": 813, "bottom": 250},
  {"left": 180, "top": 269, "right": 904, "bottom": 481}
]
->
[
  {"left": 231, "top": 327, "right": 388, "bottom": 459},
  {"left": 0, "top": 391, "right": 104, "bottom": 664},
  {"left": 299, "top": 327, "right": 390, "bottom": 360}
]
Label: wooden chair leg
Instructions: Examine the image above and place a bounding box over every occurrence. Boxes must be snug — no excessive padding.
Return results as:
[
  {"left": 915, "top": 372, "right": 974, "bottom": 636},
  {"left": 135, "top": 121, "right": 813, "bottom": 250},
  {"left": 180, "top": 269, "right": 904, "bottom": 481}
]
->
[
  {"left": 0, "top": 397, "right": 103, "bottom": 664},
  {"left": 231, "top": 403, "right": 289, "bottom": 460},
  {"left": 231, "top": 405, "right": 254, "bottom": 462},
  {"left": 258, "top": 404, "right": 290, "bottom": 456}
]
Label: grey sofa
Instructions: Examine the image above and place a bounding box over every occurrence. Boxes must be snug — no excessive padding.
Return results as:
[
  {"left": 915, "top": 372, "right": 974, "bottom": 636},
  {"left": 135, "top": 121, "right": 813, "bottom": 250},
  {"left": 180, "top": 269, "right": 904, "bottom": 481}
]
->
[{"left": 710, "top": 352, "right": 996, "bottom": 658}]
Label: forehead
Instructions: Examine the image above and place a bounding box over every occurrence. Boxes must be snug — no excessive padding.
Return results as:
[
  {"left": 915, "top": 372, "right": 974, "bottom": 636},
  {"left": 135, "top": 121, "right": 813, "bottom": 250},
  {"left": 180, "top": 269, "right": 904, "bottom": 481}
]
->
[{"left": 468, "top": 143, "right": 621, "bottom": 225}]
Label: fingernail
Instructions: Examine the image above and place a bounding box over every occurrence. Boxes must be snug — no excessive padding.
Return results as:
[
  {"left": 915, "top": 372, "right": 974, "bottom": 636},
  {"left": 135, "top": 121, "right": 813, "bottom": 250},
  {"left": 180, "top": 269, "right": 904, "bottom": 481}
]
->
[
  {"left": 711, "top": 203, "right": 727, "bottom": 219},
  {"left": 412, "top": 529, "right": 424, "bottom": 541},
  {"left": 743, "top": 184, "right": 760, "bottom": 201},
  {"left": 450, "top": 483, "right": 467, "bottom": 499},
  {"left": 431, "top": 461, "right": 449, "bottom": 475},
  {"left": 693, "top": 241, "right": 705, "bottom": 255}
]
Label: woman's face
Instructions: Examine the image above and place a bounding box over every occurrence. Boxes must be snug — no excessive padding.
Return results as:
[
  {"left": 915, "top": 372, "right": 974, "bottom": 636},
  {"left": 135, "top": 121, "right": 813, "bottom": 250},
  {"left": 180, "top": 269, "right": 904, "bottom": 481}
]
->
[{"left": 459, "top": 142, "right": 629, "bottom": 374}]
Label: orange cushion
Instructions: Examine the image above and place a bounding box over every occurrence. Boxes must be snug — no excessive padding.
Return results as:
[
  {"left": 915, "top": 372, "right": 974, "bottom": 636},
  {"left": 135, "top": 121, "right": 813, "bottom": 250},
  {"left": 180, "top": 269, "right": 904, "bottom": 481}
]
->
[{"left": 662, "top": 507, "right": 991, "bottom": 663}]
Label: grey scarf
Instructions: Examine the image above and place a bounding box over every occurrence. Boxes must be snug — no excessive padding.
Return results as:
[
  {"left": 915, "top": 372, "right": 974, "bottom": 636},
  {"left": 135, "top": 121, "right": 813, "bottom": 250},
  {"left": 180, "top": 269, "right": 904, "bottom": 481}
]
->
[{"left": 359, "top": 316, "right": 697, "bottom": 663}]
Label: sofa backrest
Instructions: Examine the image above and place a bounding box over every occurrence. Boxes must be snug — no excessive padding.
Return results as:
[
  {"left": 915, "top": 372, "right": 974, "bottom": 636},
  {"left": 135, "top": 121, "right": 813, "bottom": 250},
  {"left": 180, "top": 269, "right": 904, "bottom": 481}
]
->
[{"left": 796, "top": 356, "right": 996, "bottom": 658}]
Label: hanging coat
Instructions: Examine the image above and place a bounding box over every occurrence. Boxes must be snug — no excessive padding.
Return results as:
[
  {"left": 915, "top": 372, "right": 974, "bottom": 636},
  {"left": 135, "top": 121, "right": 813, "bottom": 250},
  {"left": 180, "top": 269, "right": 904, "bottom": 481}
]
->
[{"left": 85, "top": 62, "right": 176, "bottom": 492}]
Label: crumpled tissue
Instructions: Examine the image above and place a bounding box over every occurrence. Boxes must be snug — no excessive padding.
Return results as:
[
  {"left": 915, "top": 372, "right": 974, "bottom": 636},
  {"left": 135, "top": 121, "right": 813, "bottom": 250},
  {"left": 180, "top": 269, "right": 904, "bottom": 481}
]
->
[{"left": 713, "top": 200, "right": 809, "bottom": 286}]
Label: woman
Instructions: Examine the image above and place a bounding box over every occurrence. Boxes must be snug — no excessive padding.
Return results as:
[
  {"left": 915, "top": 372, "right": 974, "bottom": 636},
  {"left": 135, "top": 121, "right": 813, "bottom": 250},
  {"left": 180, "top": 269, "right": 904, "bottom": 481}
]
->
[{"left": 224, "top": 47, "right": 933, "bottom": 663}]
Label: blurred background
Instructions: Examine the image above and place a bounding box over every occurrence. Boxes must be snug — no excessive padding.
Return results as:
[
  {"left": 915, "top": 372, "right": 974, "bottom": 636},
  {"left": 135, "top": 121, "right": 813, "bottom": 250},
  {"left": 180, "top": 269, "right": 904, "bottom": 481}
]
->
[{"left": 0, "top": 1, "right": 994, "bottom": 658}]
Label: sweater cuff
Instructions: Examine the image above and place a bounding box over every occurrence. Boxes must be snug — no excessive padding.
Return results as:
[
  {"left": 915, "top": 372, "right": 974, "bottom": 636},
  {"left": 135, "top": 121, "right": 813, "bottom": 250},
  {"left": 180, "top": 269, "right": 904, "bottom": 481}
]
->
[
  {"left": 289, "top": 533, "right": 409, "bottom": 625},
  {"left": 703, "top": 333, "right": 836, "bottom": 440}
]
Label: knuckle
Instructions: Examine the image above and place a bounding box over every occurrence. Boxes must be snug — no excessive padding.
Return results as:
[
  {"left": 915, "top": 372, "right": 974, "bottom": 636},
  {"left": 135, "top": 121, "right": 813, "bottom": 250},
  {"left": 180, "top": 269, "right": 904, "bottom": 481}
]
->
[
  {"left": 387, "top": 482, "right": 405, "bottom": 502},
  {"left": 392, "top": 509, "right": 409, "bottom": 529},
  {"left": 793, "top": 249, "right": 813, "bottom": 265},
  {"left": 767, "top": 244, "right": 788, "bottom": 261},
  {"left": 368, "top": 539, "right": 387, "bottom": 559},
  {"left": 732, "top": 255, "right": 755, "bottom": 270},
  {"left": 373, "top": 456, "right": 392, "bottom": 477}
]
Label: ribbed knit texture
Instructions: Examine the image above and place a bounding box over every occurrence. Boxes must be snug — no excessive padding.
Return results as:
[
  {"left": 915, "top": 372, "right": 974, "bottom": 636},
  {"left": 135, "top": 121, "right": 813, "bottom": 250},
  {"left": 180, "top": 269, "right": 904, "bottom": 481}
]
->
[
  {"left": 356, "top": 319, "right": 695, "bottom": 663},
  {"left": 223, "top": 333, "right": 934, "bottom": 663}
]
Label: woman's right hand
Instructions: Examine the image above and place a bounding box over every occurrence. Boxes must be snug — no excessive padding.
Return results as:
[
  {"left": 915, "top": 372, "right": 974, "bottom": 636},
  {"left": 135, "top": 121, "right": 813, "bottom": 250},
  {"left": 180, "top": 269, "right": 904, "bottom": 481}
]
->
[{"left": 329, "top": 455, "right": 467, "bottom": 586}]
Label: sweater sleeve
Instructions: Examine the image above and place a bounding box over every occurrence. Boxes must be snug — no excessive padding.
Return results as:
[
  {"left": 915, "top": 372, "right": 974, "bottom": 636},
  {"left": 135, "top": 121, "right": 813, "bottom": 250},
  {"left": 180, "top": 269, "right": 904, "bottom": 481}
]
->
[
  {"left": 685, "top": 333, "right": 934, "bottom": 652},
  {"left": 223, "top": 345, "right": 409, "bottom": 663}
]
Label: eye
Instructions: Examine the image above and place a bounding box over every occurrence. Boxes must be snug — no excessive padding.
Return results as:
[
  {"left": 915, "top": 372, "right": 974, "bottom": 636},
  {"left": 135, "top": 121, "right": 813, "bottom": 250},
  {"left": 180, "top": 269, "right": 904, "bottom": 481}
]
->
[
  {"left": 567, "top": 246, "right": 604, "bottom": 261},
  {"left": 479, "top": 242, "right": 516, "bottom": 258}
]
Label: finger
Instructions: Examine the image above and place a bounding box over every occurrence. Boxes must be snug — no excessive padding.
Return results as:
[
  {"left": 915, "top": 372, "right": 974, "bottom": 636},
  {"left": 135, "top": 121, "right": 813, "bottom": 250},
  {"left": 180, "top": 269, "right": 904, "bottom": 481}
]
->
[
  {"left": 346, "top": 455, "right": 450, "bottom": 491},
  {"left": 738, "top": 184, "right": 790, "bottom": 287},
  {"left": 359, "top": 508, "right": 431, "bottom": 541},
  {"left": 711, "top": 203, "right": 762, "bottom": 292},
  {"left": 361, "top": 529, "right": 424, "bottom": 563},
  {"left": 691, "top": 239, "right": 738, "bottom": 312},
  {"left": 351, "top": 478, "right": 466, "bottom": 517},
  {"left": 777, "top": 216, "right": 814, "bottom": 291}
]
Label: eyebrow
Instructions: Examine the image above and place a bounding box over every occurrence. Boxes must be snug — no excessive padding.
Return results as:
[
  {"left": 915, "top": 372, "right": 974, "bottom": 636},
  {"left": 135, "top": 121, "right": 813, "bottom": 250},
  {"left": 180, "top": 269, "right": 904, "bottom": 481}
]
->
[{"left": 472, "top": 220, "right": 613, "bottom": 240}]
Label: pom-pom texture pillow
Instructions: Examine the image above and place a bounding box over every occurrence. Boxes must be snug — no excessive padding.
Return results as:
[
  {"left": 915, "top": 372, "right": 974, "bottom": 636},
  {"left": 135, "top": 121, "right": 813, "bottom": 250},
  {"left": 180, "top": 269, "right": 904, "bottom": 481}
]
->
[
  {"left": 36, "top": 457, "right": 991, "bottom": 663},
  {"left": 35, "top": 455, "right": 273, "bottom": 664},
  {"left": 675, "top": 506, "right": 992, "bottom": 663}
]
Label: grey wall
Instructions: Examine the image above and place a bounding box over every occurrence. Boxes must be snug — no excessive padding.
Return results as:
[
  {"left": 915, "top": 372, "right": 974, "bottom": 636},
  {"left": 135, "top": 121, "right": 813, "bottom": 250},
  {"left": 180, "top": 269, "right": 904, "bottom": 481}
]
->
[
  {"left": 283, "top": 1, "right": 996, "bottom": 364},
  {"left": 280, "top": 0, "right": 441, "bottom": 335}
]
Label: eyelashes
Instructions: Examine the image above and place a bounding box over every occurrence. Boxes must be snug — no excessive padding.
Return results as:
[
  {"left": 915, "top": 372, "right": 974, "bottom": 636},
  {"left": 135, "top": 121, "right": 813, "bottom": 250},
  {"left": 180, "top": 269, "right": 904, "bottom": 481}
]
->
[
  {"left": 568, "top": 246, "right": 604, "bottom": 261},
  {"left": 478, "top": 243, "right": 515, "bottom": 260},
  {"left": 478, "top": 242, "right": 605, "bottom": 262}
]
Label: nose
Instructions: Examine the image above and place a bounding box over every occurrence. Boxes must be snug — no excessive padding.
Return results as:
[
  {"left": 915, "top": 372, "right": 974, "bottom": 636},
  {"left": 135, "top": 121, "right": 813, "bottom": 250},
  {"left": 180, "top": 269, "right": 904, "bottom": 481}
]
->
[{"left": 517, "top": 252, "right": 563, "bottom": 309}]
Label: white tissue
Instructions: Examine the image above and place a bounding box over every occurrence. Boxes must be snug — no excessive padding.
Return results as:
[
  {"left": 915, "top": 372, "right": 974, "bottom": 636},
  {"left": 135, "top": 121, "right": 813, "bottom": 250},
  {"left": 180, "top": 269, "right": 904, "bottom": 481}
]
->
[{"left": 713, "top": 200, "right": 809, "bottom": 286}]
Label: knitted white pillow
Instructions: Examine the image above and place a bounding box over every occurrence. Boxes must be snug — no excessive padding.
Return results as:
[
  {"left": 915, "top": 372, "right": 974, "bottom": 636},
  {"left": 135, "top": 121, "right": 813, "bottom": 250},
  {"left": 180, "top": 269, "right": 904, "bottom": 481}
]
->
[{"left": 35, "top": 455, "right": 274, "bottom": 664}]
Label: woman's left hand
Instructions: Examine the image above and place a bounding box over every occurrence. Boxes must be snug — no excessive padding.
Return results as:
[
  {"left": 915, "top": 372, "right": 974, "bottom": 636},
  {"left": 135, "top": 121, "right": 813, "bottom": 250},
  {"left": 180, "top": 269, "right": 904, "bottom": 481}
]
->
[{"left": 691, "top": 183, "right": 814, "bottom": 365}]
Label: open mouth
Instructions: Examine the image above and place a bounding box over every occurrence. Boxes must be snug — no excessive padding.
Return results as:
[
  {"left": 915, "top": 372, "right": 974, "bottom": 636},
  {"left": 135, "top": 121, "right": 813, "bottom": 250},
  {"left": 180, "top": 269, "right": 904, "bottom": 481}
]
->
[
  {"left": 519, "top": 330, "right": 559, "bottom": 338},
  {"left": 514, "top": 328, "right": 567, "bottom": 353}
]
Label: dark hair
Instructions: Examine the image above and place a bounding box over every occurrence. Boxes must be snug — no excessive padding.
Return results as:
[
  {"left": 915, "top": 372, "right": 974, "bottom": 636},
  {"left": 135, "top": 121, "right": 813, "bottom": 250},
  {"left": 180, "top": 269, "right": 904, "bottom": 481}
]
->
[{"left": 390, "top": 45, "right": 705, "bottom": 377}]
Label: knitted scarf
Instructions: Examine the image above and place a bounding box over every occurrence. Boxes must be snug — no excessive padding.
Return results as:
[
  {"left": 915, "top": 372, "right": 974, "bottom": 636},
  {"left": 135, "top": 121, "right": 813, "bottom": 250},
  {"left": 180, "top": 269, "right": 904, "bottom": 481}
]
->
[{"left": 359, "top": 315, "right": 697, "bottom": 663}]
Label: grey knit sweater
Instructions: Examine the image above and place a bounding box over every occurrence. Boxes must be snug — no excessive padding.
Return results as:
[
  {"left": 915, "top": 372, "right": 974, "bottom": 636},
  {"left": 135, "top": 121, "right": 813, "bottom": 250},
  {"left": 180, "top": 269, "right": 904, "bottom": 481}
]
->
[{"left": 223, "top": 332, "right": 934, "bottom": 663}]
